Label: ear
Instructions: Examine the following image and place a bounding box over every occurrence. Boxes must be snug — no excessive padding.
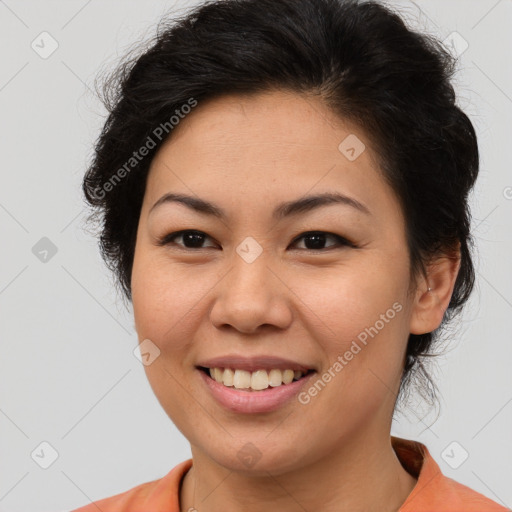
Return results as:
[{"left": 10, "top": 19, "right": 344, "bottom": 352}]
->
[{"left": 409, "top": 243, "right": 461, "bottom": 335}]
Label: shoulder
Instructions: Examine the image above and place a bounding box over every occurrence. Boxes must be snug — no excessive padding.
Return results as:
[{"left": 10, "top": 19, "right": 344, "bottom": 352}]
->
[
  {"left": 70, "top": 459, "right": 193, "bottom": 512},
  {"left": 392, "top": 437, "right": 509, "bottom": 512},
  {"left": 437, "top": 475, "right": 511, "bottom": 512}
]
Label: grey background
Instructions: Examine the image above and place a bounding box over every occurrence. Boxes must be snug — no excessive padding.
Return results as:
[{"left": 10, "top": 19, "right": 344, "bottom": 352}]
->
[{"left": 0, "top": 1, "right": 511, "bottom": 511}]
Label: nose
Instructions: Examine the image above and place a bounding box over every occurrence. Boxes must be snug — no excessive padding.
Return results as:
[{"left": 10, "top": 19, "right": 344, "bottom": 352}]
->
[{"left": 209, "top": 256, "right": 293, "bottom": 334}]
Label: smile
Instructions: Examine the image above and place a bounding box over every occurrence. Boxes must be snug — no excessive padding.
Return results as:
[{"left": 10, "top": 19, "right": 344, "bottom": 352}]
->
[
  {"left": 201, "top": 366, "right": 314, "bottom": 391},
  {"left": 197, "top": 366, "right": 317, "bottom": 413}
]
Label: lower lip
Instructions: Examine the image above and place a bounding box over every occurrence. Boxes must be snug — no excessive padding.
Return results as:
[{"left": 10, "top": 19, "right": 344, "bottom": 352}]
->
[{"left": 197, "top": 368, "right": 316, "bottom": 414}]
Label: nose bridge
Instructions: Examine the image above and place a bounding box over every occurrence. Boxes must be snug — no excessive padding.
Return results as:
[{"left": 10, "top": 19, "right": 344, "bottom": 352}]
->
[
  {"left": 232, "top": 245, "right": 270, "bottom": 292},
  {"left": 226, "top": 242, "right": 275, "bottom": 306},
  {"left": 209, "top": 243, "right": 292, "bottom": 332}
]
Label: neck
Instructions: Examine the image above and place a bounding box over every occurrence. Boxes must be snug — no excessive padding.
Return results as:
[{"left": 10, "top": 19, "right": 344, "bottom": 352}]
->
[{"left": 179, "top": 432, "right": 417, "bottom": 512}]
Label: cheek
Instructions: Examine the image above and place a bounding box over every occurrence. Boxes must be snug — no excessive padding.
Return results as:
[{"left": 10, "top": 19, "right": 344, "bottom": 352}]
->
[
  {"left": 131, "top": 254, "right": 218, "bottom": 351},
  {"left": 131, "top": 255, "right": 206, "bottom": 429},
  {"left": 290, "top": 264, "right": 409, "bottom": 395},
  {"left": 291, "top": 261, "right": 407, "bottom": 340}
]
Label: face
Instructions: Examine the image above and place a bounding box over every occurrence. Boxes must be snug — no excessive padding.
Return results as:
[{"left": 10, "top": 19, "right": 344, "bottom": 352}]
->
[{"left": 131, "top": 90, "right": 418, "bottom": 475}]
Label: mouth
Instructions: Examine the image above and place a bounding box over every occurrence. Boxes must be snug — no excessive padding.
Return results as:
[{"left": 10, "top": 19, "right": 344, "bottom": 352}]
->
[
  {"left": 197, "top": 365, "right": 316, "bottom": 392},
  {"left": 196, "top": 365, "right": 318, "bottom": 413}
]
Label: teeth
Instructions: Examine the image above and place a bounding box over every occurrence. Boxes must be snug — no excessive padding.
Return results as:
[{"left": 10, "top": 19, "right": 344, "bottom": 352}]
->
[
  {"left": 222, "top": 368, "right": 234, "bottom": 386},
  {"left": 233, "top": 369, "right": 251, "bottom": 389},
  {"left": 251, "top": 369, "right": 268, "bottom": 390},
  {"left": 212, "top": 368, "right": 223, "bottom": 382},
  {"left": 208, "top": 367, "right": 306, "bottom": 390},
  {"left": 268, "top": 369, "right": 283, "bottom": 387},
  {"left": 282, "top": 369, "right": 294, "bottom": 384}
]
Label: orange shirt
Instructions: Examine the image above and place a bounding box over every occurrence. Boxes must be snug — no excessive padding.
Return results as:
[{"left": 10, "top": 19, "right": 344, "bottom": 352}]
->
[{"left": 71, "top": 436, "right": 509, "bottom": 511}]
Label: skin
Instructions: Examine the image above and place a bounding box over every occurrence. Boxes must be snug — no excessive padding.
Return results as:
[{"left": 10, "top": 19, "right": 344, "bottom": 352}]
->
[{"left": 131, "top": 90, "right": 460, "bottom": 512}]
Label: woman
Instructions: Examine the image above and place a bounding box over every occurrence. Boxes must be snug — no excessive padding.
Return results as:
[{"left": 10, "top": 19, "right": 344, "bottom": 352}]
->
[{"left": 73, "top": 0, "right": 508, "bottom": 510}]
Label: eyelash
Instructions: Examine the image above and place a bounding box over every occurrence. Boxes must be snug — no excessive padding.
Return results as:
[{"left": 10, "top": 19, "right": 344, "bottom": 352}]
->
[{"left": 156, "top": 230, "right": 357, "bottom": 251}]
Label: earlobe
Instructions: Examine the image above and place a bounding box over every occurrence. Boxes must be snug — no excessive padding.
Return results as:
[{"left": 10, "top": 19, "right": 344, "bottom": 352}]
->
[{"left": 409, "top": 247, "right": 461, "bottom": 335}]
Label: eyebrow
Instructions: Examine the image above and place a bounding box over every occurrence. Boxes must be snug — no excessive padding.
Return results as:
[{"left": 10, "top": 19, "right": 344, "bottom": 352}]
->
[{"left": 149, "top": 191, "right": 371, "bottom": 220}]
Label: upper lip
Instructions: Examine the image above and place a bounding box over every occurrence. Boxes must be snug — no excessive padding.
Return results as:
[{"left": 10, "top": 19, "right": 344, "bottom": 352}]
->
[{"left": 196, "top": 355, "right": 316, "bottom": 373}]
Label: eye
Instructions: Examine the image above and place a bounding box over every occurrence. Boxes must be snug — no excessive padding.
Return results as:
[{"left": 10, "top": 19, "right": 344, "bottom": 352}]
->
[
  {"left": 157, "top": 230, "right": 356, "bottom": 251},
  {"left": 290, "top": 231, "right": 357, "bottom": 250},
  {"left": 157, "top": 230, "right": 217, "bottom": 249}
]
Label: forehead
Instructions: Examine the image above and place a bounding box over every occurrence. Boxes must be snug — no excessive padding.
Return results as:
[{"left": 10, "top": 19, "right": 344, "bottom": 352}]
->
[
  {"left": 144, "top": 91, "right": 401, "bottom": 225},
  {"left": 163, "top": 90, "right": 365, "bottom": 156}
]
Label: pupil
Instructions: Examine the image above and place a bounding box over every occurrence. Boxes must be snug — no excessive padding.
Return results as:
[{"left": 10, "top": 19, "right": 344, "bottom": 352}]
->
[
  {"left": 184, "top": 232, "right": 204, "bottom": 248},
  {"left": 305, "top": 233, "right": 325, "bottom": 249}
]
